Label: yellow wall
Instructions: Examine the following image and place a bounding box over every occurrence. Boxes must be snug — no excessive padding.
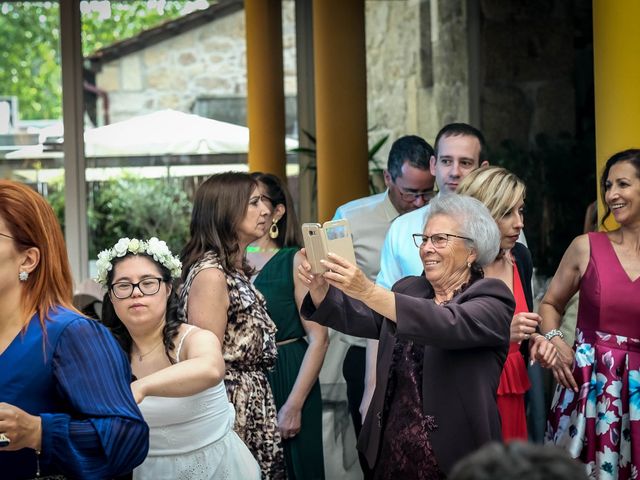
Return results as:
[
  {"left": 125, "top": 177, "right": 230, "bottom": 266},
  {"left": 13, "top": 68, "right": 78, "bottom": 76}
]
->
[{"left": 593, "top": 0, "right": 640, "bottom": 228}]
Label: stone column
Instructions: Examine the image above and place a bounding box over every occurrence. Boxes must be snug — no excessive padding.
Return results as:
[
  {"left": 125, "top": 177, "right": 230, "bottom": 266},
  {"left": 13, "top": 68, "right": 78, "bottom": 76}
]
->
[
  {"left": 593, "top": 0, "right": 640, "bottom": 225},
  {"left": 245, "top": 0, "right": 287, "bottom": 180},
  {"left": 313, "top": 0, "right": 369, "bottom": 222}
]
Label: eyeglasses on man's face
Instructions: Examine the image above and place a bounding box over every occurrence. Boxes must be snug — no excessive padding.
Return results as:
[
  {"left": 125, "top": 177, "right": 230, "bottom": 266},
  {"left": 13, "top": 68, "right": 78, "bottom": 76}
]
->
[
  {"left": 396, "top": 186, "right": 436, "bottom": 203},
  {"left": 110, "top": 277, "right": 163, "bottom": 299},
  {"left": 412, "top": 232, "right": 472, "bottom": 249}
]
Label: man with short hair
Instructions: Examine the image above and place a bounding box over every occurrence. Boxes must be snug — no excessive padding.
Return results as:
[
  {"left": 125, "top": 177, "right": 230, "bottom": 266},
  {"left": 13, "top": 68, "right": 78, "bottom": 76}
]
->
[
  {"left": 376, "top": 123, "right": 488, "bottom": 289},
  {"left": 330, "top": 134, "right": 435, "bottom": 478}
]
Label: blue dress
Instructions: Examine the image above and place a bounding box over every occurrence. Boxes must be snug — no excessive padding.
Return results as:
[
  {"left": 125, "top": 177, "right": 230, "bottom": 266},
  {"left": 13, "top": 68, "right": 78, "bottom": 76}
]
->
[{"left": 0, "top": 307, "right": 149, "bottom": 479}]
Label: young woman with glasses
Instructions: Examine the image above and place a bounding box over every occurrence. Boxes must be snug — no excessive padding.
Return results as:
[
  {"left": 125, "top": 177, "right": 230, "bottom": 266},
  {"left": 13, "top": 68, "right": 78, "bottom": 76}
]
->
[{"left": 100, "top": 237, "right": 259, "bottom": 480}]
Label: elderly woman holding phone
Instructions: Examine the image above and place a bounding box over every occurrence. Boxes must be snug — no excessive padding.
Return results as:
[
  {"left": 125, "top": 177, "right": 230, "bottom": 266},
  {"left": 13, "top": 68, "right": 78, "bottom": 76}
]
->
[{"left": 298, "top": 194, "right": 516, "bottom": 478}]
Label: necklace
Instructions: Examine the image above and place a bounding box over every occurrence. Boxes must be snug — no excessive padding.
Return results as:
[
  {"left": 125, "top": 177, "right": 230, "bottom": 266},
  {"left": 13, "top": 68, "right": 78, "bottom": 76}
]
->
[
  {"left": 133, "top": 339, "right": 164, "bottom": 361},
  {"left": 246, "top": 245, "right": 280, "bottom": 253}
]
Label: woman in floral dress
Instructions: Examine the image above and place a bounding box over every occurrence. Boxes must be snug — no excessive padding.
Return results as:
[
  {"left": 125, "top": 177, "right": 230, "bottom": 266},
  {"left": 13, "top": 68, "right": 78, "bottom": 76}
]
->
[
  {"left": 541, "top": 149, "right": 640, "bottom": 478},
  {"left": 179, "top": 172, "right": 285, "bottom": 480}
]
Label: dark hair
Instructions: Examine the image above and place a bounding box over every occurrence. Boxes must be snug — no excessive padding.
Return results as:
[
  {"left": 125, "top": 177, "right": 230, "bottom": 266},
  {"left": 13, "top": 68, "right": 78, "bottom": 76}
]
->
[
  {"left": 434, "top": 123, "right": 487, "bottom": 162},
  {"left": 387, "top": 135, "right": 434, "bottom": 181},
  {"left": 181, "top": 172, "right": 257, "bottom": 279},
  {"left": 251, "top": 172, "right": 302, "bottom": 248},
  {"left": 101, "top": 253, "right": 183, "bottom": 363},
  {"left": 448, "top": 441, "right": 588, "bottom": 480},
  {"left": 600, "top": 149, "right": 640, "bottom": 226}
]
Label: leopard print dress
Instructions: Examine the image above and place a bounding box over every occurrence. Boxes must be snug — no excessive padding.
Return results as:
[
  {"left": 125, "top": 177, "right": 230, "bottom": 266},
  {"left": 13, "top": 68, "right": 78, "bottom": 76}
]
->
[{"left": 179, "top": 251, "right": 285, "bottom": 480}]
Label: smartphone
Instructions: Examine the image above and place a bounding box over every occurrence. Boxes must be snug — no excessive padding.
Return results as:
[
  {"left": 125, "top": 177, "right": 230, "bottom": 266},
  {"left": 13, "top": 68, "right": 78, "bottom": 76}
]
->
[{"left": 301, "top": 219, "right": 356, "bottom": 274}]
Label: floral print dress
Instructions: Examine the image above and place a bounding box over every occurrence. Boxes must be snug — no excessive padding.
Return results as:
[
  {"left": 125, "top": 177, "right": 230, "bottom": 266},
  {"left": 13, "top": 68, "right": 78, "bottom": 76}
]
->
[
  {"left": 179, "top": 251, "right": 285, "bottom": 480},
  {"left": 545, "top": 232, "right": 640, "bottom": 479}
]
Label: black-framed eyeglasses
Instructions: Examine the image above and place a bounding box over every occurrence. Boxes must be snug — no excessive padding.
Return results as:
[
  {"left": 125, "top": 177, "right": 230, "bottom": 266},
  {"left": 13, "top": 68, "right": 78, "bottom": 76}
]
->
[
  {"left": 412, "top": 232, "right": 473, "bottom": 249},
  {"left": 110, "top": 277, "right": 163, "bottom": 299},
  {"left": 397, "top": 186, "right": 436, "bottom": 203},
  {"left": 0, "top": 232, "right": 15, "bottom": 240}
]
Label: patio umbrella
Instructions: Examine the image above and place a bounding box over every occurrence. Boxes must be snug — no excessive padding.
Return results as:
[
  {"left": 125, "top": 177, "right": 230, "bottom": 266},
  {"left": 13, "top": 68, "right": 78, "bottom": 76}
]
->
[{"left": 5, "top": 109, "right": 298, "bottom": 158}]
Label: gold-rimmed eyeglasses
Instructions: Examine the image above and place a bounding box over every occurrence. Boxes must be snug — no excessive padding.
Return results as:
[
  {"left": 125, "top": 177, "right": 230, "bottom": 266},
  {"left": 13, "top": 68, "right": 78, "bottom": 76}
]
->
[
  {"left": 0, "top": 232, "right": 15, "bottom": 240},
  {"left": 412, "top": 232, "right": 473, "bottom": 249}
]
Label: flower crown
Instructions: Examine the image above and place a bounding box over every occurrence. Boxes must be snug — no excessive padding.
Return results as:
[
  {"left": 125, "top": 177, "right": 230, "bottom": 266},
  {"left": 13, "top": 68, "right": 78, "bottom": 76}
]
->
[{"left": 95, "top": 237, "right": 182, "bottom": 286}]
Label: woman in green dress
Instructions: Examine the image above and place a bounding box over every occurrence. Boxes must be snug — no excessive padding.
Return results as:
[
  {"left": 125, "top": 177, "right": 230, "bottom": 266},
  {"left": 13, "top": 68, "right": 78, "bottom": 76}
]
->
[{"left": 247, "top": 172, "right": 328, "bottom": 480}]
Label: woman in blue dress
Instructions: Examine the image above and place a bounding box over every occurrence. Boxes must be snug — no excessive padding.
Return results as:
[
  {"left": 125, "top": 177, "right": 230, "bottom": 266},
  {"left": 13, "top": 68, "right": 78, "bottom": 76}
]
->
[{"left": 0, "top": 180, "right": 149, "bottom": 479}]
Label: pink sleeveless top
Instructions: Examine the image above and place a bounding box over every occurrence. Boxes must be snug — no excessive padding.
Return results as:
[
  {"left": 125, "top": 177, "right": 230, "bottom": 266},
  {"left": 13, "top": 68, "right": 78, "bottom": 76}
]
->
[{"left": 577, "top": 232, "right": 640, "bottom": 342}]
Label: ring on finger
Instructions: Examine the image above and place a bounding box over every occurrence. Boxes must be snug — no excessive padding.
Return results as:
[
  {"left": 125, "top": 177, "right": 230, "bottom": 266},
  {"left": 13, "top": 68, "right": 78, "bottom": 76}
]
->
[{"left": 0, "top": 432, "right": 10, "bottom": 446}]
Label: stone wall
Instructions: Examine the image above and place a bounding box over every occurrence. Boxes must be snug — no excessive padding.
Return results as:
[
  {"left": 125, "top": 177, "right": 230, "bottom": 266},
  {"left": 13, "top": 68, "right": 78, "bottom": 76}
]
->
[
  {"left": 366, "top": 0, "right": 582, "bottom": 155},
  {"left": 365, "top": 0, "right": 476, "bottom": 157},
  {"left": 96, "top": 0, "right": 584, "bottom": 158},
  {"left": 96, "top": 4, "right": 297, "bottom": 125},
  {"left": 479, "top": 0, "right": 577, "bottom": 149}
]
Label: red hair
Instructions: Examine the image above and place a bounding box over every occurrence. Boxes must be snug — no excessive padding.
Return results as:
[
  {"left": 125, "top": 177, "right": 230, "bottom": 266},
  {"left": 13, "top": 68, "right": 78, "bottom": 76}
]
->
[{"left": 0, "top": 180, "right": 76, "bottom": 328}]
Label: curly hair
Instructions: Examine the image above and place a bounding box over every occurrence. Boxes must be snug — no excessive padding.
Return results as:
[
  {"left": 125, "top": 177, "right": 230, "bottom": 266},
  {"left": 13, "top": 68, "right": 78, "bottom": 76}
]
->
[{"left": 100, "top": 253, "right": 183, "bottom": 363}]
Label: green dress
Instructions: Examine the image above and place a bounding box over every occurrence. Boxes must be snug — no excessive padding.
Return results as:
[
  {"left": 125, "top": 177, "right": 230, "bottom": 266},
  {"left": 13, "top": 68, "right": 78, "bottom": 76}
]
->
[{"left": 255, "top": 247, "right": 326, "bottom": 480}]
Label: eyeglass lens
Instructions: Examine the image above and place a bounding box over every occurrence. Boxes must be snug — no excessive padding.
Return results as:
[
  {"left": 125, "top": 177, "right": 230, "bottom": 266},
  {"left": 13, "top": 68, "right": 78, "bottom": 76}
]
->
[{"left": 112, "top": 278, "right": 161, "bottom": 299}]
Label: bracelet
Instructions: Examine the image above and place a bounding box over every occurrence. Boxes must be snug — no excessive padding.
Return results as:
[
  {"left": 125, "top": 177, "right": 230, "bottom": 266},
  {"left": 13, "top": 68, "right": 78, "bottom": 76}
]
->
[{"left": 544, "top": 329, "right": 564, "bottom": 341}]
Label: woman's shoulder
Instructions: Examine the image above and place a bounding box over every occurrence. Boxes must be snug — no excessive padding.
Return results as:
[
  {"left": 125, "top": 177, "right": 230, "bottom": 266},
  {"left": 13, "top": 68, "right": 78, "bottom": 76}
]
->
[
  {"left": 512, "top": 242, "right": 532, "bottom": 264},
  {"left": 192, "top": 251, "right": 225, "bottom": 271},
  {"left": 464, "top": 277, "right": 514, "bottom": 299},
  {"left": 46, "top": 306, "right": 94, "bottom": 332},
  {"left": 47, "top": 307, "right": 120, "bottom": 350},
  {"left": 392, "top": 275, "right": 431, "bottom": 295}
]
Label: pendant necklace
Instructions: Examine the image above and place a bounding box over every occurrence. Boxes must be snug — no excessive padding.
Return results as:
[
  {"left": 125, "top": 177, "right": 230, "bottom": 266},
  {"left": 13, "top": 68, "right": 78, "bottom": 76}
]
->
[{"left": 134, "top": 339, "right": 163, "bottom": 361}]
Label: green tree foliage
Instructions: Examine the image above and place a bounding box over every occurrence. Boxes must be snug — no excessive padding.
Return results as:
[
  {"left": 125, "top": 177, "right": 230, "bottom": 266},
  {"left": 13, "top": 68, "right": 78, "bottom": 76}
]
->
[
  {"left": 0, "top": 1, "right": 204, "bottom": 120},
  {"left": 0, "top": 2, "right": 63, "bottom": 119},
  {"left": 48, "top": 174, "right": 192, "bottom": 259}
]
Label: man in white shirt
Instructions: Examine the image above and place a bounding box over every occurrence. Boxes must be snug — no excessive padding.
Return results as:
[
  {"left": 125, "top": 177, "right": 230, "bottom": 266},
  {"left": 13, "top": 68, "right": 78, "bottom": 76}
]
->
[
  {"left": 376, "top": 123, "right": 489, "bottom": 289},
  {"left": 331, "top": 135, "right": 435, "bottom": 478}
]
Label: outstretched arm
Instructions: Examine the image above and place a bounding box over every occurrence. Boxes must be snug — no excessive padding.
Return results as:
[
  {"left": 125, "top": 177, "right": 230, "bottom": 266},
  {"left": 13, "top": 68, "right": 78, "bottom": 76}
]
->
[{"left": 131, "top": 327, "right": 225, "bottom": 403}]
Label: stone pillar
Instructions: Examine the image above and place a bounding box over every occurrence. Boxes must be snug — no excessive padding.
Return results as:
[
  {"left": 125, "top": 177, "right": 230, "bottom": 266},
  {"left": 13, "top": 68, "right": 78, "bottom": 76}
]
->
[
  {"left": 313, "top": 0, "right": 369, "bottom": 222},
  {"left": 593, "top": 0, "right": 640, "bottom": 225},
  {"left": 245, "top": 0, "right": 287, "bottom": 180}
]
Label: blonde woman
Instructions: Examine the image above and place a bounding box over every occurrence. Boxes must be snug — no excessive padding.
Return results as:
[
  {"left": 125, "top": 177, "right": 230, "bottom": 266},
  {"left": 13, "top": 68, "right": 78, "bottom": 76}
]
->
[{"left": 458, "top": 166, "right": 555, "bottom": 440}]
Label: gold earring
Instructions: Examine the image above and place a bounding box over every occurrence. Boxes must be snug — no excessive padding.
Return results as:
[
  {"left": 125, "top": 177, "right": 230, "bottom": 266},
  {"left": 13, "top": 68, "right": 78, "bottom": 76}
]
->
[{"left": 269, "top": 219, "right": 279, "bottom": 239}]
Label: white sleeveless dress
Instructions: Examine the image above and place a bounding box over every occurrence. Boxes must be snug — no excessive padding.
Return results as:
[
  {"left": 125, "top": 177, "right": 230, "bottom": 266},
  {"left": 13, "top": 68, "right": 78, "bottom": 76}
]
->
[{"left": 133, "top": 327, "right": 261, "bottom": 480}]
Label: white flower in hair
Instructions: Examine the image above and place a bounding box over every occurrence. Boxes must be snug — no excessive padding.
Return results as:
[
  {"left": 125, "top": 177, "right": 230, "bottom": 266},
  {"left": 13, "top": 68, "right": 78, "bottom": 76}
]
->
[
  {"left": 128, "top": 238, "right": 142, "bottom": 253},
  {"left": 94, "top": 237, "right": 182, "bottom": 286},
  {"left": 113, "top": 237, "right": 130, "bottom": 257}
]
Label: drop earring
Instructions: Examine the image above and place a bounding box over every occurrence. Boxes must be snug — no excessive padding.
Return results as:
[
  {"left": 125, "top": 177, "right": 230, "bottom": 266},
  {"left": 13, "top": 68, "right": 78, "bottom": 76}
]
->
[
  {"left": 269, "top": 219, "right": 279, "bottom": 239},
  {"left": 19, "top": 271, "right": 29, "bottom": 282}
]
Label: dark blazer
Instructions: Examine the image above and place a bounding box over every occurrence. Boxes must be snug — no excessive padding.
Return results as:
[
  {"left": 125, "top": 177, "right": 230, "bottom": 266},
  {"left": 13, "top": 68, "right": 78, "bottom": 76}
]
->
[
  {"left": 513, "top": 242, "right": 533, "bottom": 311},
  {"left": 301, "top": 277, "right": 514, "bottom": 475},
  {"left": 512, "top": 242, "right": 534, "bottom": 362}
]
